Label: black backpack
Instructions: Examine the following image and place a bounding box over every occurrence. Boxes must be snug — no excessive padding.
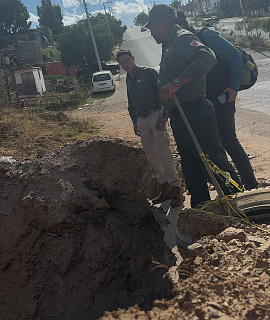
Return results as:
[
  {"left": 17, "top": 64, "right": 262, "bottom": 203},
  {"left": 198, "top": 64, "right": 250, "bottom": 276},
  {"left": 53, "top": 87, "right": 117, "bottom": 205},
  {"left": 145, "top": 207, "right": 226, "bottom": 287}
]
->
[
  {"left": 236, "top": 46, "right": 258, "bottom": 91},
  {"left": 195, "top": 28, "right": 258, "bottom": 91}
]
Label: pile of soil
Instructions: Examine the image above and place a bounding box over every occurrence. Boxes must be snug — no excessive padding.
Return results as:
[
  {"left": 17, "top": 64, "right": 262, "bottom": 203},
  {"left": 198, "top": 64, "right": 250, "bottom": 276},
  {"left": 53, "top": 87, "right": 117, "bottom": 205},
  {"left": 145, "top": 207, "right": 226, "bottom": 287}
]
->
[
  {"left": 0, "top": 138, "right": 175, "bottom": 320},
  {"left": 1, "top": 138, "right": 269, "bottom": 320},
  {"left": 101, "top": 221, "right": 270, "bottom": 320}
]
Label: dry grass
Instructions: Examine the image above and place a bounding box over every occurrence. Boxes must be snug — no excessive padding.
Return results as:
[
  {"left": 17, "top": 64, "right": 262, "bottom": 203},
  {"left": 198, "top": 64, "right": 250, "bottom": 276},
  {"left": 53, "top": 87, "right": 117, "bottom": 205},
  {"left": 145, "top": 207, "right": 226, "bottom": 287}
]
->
[{"left": 0, "top": 105, "right": 99, "bottom": 160}]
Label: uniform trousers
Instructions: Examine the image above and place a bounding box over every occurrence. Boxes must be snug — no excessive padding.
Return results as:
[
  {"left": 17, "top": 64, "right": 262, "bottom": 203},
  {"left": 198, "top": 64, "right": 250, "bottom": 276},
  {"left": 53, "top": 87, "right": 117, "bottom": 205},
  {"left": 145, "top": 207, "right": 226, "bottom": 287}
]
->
[
  {"left": 136, "top": 109, "right": 181, "bottom": 187},
  {"left": 169, "top": 97, "right": 242, "bottom": 208},
  {"left": 209, "top": 97, "right": 258, "bottom": 190}
]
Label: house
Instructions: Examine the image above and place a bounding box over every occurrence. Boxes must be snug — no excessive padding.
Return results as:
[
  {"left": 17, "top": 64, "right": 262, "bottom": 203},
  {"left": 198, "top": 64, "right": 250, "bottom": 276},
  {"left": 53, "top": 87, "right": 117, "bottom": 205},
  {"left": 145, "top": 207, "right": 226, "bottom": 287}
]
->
[
  {"left": 8, "top": 67, "right": 46, "bottom": 97},
  {"left": 16, "top": 41, "right": 43, "bottom": 65}
]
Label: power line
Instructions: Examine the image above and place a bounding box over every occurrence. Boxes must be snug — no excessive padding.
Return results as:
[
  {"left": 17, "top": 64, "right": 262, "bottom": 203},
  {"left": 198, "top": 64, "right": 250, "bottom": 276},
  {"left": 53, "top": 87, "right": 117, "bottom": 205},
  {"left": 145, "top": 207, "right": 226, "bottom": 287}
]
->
[
  {"left": 101, "top": 1, "right": 112, "bottom": 33},
  {"left": 72, "top": 0, "right": 86, "bottom": 15},
  {"left": 82, "top": 0, "right": 102, "bottom": 71}
]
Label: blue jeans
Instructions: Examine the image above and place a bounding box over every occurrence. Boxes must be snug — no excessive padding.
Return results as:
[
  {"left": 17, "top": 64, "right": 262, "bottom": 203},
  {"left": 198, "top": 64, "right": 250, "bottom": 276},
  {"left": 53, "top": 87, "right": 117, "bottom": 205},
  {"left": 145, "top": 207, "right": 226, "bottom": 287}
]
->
[
  {"left": 209, "top": 97, "right": 258, "bottom": 190},
  {"left": 170, "top": 97, "right": 242, "bottom": 208}
]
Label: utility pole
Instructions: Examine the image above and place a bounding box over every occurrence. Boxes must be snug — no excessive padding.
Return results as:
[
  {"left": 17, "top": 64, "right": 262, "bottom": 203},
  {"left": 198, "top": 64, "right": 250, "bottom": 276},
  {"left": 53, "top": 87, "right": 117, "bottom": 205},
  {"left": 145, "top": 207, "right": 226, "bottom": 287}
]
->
[
  {"left": 110, "top": 6, "right": 117, "bottom": 16},
  {"left": 102, "top": 1, "right": 112, "bottom": 34},
  {"left": 239, "top": 0, "right": 248, "bottom": 36},
  {"left": 1, "top": 49, "right": 12, "bottom": 103},
  {"left": 82, "top": 0, "right": 102, "bottom": 72}
]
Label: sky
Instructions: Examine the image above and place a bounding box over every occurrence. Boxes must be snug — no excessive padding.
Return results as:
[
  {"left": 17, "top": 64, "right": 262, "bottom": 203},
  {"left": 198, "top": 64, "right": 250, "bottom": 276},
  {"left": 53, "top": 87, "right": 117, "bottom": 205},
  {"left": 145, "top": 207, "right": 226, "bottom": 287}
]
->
[{"left": 23, "top": 0, "right": 187, "bottom": 28}]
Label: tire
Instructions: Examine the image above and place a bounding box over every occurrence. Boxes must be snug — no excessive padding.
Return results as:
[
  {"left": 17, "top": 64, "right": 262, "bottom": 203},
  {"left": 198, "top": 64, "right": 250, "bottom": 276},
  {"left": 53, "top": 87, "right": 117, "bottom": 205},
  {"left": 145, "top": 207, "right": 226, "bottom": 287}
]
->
[{"left": 237, "top": 187, "right": 270, "bottom": 222}]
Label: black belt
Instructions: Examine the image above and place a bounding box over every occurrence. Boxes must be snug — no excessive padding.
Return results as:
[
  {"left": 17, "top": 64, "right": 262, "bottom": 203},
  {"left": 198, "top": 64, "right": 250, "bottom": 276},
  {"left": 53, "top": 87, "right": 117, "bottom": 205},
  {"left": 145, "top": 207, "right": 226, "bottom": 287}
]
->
[
  {"left": 181, "top": 97, "right": 205, "bottom": 107},
  {"left": 170, "top": 97, "right": 206, "bottom": 114},
  {"left": 138, "top": 106, "right": 162, "bottom": 118}
]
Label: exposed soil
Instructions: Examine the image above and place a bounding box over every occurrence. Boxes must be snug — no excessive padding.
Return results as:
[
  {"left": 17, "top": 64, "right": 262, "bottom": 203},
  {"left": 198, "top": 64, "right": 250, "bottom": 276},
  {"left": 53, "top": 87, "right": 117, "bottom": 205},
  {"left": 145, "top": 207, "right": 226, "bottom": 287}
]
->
[
  {"left": 101, "top": 221, "right": 270, "bottom": 320},
  {"left": 0, "top": 81, "right": 270, "bottom": 320},
  {"left": 71, "top": 86, "right": 270, "bottom": 320},
  {"left": 0, "top": 138, "right": 174, "bottom": 320}
]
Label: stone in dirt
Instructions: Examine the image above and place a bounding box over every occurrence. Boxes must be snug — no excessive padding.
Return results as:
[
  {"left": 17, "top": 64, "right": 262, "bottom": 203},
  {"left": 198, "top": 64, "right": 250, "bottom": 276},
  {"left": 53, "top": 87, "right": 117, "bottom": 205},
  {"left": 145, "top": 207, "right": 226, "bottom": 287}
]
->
[{"left": 216, "top": 227, "right": 247, "bottom": 243}]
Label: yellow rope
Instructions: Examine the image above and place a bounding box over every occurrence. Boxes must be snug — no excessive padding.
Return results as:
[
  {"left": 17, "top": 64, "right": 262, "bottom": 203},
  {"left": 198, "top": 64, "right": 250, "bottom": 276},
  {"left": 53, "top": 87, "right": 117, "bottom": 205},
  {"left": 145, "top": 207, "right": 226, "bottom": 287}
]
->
[
  {"left": 200, "top": 153, "right": 244, "bottom": 192},
  {"left": 182, "top": 196, "right": 270, "bottom": 235},
  {"left": 179, "top": 153, "right": 270, "bottom": 234}
]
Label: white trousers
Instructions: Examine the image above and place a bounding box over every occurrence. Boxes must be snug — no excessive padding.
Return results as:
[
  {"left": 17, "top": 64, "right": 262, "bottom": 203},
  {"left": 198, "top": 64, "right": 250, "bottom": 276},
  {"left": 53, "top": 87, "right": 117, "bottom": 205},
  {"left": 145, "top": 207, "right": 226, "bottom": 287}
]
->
[{"left": 137, "top": 109, "right": 181, "bottom": 187}]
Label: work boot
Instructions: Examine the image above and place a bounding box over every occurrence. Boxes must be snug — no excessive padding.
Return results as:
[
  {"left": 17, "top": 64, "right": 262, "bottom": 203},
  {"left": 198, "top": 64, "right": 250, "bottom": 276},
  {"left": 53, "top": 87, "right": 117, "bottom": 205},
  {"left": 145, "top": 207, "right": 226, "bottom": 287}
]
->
[
  {"left": 151, "top": 182, "right": 172, "bottom": 204},
  {"left": 170, "top": 186, "right": 185, "bottom": 208}
]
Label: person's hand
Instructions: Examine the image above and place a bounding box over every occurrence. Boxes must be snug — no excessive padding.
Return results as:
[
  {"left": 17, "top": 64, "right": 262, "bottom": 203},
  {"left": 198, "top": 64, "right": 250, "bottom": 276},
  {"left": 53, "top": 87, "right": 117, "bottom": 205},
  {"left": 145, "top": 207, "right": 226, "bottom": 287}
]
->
[
  {"left": 224, "top": 87, "right": 238, "bottom": 102},
  {"left": 161, "top": 82, "right": 181, "bottom": 102},
  {"left": 155, "top": 117, "right": 167, "bottom": 130},
  {"left": 134, "top": 124, "right": 141, "bottom": 136}
]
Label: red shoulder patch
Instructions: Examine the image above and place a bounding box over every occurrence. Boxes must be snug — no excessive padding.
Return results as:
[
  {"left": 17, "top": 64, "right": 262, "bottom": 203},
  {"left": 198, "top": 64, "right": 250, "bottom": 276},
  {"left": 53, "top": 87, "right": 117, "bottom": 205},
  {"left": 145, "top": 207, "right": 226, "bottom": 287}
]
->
[{"left": 190, "top": 40, "right": 203, "bottom": 47}]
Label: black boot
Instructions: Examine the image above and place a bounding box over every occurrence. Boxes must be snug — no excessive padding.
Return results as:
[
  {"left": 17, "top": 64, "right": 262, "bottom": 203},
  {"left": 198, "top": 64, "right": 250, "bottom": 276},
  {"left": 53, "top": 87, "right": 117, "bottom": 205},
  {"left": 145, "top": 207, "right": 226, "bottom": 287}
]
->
[
  {"left": 170, "top": 186, "right": 185, "bottom": 207},
  {"left": 151, "top": 182, "right": 172, "bottom": 204}
]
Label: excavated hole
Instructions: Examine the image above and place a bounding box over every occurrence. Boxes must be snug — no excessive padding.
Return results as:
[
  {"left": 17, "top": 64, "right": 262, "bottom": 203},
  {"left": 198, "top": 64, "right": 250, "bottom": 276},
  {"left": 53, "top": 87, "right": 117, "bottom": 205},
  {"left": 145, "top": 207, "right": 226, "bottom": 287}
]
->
[{"left": 0, "top": 138, "right": 177, "bottom": 320}]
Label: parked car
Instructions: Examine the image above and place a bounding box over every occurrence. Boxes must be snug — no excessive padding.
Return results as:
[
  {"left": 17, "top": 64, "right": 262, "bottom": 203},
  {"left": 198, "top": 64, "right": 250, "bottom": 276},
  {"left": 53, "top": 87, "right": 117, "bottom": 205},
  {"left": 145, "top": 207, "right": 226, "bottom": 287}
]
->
[
  {"left": 202, "top": 18, "right": 214, "bottom": 27},
  {"left": 211, "top": 16, "right": 219, "bottom": 23},
  {"left": 91, "top": 61, "right": 120, "bottom": 75},
  {"left": 141, "top": 26, "right": 147, "bottom": 32},
  {"left": 202, "top": 16, "right": 219, "bottom": 27},
  {"left": 92, "top": 70, "right": 115, "bottom": 93}
]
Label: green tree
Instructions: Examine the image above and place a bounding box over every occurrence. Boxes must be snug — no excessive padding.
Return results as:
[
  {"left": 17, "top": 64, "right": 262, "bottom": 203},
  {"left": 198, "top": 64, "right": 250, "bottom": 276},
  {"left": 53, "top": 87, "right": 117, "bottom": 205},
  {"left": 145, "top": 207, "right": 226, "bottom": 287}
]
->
[
  {"left": 220, "top": 0, "right": 241, "bottom": 17},
  {"left": 134, "top": 12, "right": 148, "bottom": 26},
  {"left": 247, "top": 18, "right": 262, "bottom": 39},
  {"left": 107, "top": 14, "right": 127, "bottom": 41},
  {"left": 185, "top": 0, "right": 194, "bottom": 15},
  {"left": 0, "top": 0, "right": 31, "bottom": 38},
  {"left": 235, "top": 21, "right": 244, "bottom": 35},
  {"left": 93, "top": 13, "right": 126, "bottom": 42},
  {"left": 58, "top": 15, "right": 126, "bottom": 74},
  {"left": 37, "top": 0, "right": 63, "bottom": 35},
  {"left": 262, "top": 18, "right": 270, "bottom": 33},
  {"left": 261, "top": 0, "right": 270, "bottom": 12},
  {"left": 41, "top": 47, "right": 61, "bottom": 62},
  {"left": 171, "top": 0, "right": 183, "bottom": 10},
  {"left": 242, "top": 0, "right": 270, "bottom": 14}
]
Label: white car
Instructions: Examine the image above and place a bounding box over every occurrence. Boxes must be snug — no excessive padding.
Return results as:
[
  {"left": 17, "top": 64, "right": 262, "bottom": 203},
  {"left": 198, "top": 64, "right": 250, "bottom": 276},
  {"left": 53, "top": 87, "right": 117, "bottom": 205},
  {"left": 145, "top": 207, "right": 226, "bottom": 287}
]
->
[{"left": 92, "top": 70, "right": 115, "bottom": 93}]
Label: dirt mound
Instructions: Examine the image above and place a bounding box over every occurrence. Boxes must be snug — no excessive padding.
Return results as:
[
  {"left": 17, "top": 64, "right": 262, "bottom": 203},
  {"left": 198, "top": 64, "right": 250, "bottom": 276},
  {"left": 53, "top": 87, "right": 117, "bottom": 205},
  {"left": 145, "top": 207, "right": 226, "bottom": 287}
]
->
[
  {"left": 2, "top": 137, "right": 269, "bottom": 320},
  {"left": 0, "top": 138, "right": 175, "bottom": 320},
  {"left": 101, "top": 224, "right": 270, "bottom": 320}
]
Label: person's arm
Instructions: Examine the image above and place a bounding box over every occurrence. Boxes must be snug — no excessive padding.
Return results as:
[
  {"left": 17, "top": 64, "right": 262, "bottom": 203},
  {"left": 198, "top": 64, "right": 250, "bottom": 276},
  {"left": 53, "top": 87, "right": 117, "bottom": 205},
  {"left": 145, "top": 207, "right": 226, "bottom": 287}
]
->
[
  {"left": 155, "top": 107, "right": 170, "bottom": 131},
  {"left": 127, "top": 95, "right": 140, "bottom": 136},
  {"left": 202, "top": 29, "right": 243, "bottom": 101},
  {"left": 145, "top": 68, "right": 168, "bottom": 130},
  {"left": 177, "top": 34, "right": 217, "bottom": 81},
  {"left": 161, "top": 34, "right": 217, "bottom": 101},
  {"left": 147, "top": 67, "right": 159, "bottom": 87}
]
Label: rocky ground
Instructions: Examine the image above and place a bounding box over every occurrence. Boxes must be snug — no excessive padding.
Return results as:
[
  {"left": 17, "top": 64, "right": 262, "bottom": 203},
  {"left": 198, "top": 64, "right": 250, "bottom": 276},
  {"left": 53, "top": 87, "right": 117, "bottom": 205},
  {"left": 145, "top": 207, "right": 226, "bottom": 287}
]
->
[{"left": 101, "top": 223, "right": 270, "bottom": 320}]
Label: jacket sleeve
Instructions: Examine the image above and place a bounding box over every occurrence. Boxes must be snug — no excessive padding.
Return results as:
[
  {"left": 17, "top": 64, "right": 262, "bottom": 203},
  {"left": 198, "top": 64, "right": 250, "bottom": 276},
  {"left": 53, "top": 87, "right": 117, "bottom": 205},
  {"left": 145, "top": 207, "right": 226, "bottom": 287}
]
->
[
  {"left": 202, "top": 29, "right": 243, "bottom": 91},
  {"left": 175, "top": 33, "right": 217, "bottom": 80},
  {"left": 127, "top": 94, "right": 137, "bottom": 125},
  {"left": 147, "top": 68, "right": 159, "bottom": 87}
]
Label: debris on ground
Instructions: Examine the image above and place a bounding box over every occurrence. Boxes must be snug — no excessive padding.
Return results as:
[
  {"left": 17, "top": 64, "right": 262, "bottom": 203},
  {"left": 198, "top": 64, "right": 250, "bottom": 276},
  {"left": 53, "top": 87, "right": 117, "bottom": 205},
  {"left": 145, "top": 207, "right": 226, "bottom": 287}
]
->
[{"left": 101, "top": 224, "right": 270, "bottom": 320}]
